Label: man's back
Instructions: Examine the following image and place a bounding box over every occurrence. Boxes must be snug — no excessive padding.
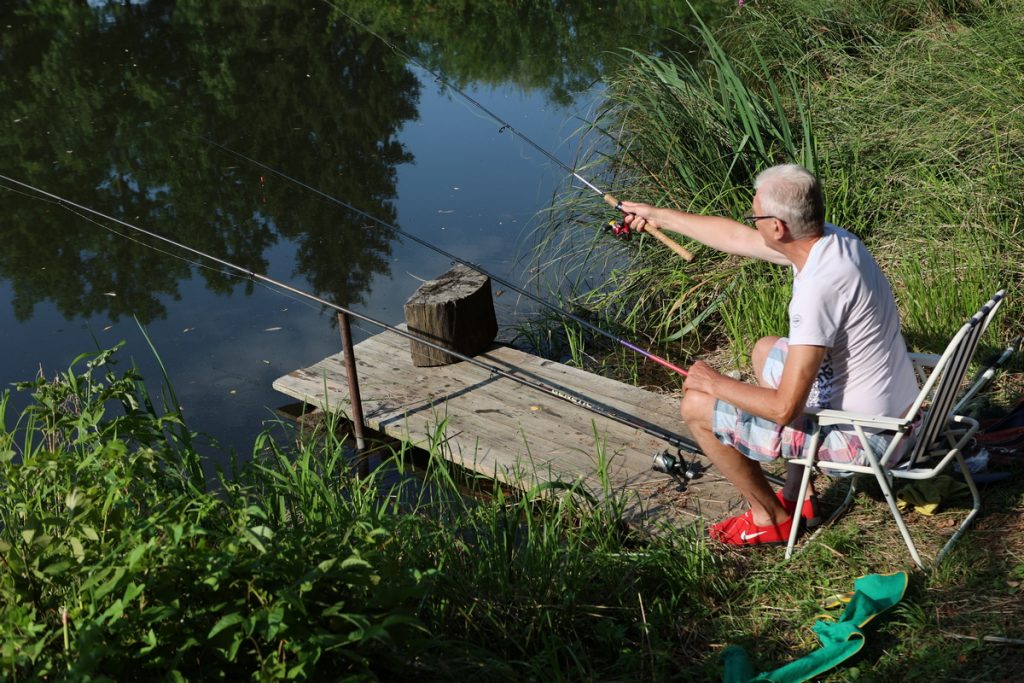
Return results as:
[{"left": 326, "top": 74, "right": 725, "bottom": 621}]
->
[{"left": 789, "top": 224, "right": 917, "bottom": 416}]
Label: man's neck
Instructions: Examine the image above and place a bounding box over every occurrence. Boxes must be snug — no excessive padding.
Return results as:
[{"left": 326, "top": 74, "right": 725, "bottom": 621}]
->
[{"left": 785, "top": 232, "right": 825, "bottom": 272}]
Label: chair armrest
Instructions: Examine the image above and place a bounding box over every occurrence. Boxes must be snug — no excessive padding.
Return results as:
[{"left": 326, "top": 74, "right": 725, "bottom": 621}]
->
[
  {"left": 909, "top": 352, "right": 940, "bottom": 368},
  {"left": 810, "top": 408, "right": 910, "bottom": 431}
]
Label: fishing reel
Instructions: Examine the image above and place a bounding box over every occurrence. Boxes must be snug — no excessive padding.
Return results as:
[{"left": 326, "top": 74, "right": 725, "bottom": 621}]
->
[
  {"left": 652, "top": 449, "right": 705, "bottom": 491},
  {"left": 603, "top": 217, "right": 633, "bottom": 240}
]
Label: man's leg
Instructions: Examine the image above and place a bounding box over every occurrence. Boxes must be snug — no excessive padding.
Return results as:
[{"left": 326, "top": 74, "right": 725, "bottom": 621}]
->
[
  {"left": 753, "top": 335, "right": 815, "bottom": 505},
  {"left": 680, "top": 388, "right": 789, "bottom": 527}
]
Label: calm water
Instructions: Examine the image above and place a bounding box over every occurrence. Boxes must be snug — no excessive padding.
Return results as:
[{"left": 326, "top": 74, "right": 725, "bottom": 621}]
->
[{"left": 0, "top": 1, "right": 720, "bottom": 460}]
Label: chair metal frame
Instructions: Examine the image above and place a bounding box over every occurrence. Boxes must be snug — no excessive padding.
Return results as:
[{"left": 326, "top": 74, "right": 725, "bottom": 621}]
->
[{"left": 784, "top": 289, "right": 1006, "bottom": 569}]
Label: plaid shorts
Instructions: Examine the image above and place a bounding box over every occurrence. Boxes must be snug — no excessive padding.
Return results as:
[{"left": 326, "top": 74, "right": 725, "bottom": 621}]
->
[{"left": 712, "top": 338, "right": 900, "bottom": 465}]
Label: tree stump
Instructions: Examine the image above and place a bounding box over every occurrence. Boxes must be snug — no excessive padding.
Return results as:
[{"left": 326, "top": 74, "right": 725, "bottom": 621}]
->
[{"left": 403, "top": 264, "right": 498, "bottom": 366}]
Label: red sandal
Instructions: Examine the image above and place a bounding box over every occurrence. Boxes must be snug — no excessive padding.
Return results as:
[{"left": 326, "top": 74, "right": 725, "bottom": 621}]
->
[{"left": 709, "top": 510, "right": 795, "bottom": 546}]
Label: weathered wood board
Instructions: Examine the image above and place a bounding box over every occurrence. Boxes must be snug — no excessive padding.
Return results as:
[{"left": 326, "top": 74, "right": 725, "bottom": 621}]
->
[{"left": 273, "top": 328, "right": 748, "bottom": 531}]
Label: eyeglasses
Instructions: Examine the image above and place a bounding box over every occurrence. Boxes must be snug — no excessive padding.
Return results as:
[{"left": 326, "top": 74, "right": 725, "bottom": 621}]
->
[{"left": 742, "top": 215, "right": 779, "bottom": 225}]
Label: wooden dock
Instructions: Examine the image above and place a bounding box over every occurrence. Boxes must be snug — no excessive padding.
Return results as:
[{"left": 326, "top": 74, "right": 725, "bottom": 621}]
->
[{"left": 273, "top": 328, "right": 748, "bottom": 531}]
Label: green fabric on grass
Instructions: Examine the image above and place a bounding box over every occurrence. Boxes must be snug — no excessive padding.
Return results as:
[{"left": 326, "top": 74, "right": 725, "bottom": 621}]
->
[
  {"left": 723, "top": 571, "right": 909, "bottom": 683},
  {"left": 896, "top": 476, "right": 971, "bottom": 515}
]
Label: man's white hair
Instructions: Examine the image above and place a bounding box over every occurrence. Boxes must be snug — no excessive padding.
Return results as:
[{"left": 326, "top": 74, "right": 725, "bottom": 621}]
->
[{"left": 754, "top": 164, "right": 824, "bottom": 239}]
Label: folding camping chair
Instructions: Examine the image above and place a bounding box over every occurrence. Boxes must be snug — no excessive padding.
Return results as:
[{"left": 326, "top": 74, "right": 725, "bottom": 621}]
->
[{"left": 785, "top": 289, "right": 1007, "bottom": 569}]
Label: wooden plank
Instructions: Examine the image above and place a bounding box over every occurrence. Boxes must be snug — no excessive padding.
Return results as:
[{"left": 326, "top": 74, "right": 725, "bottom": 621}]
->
[{"left": 273, "top": 328, "right": 748, "bottom": 526}]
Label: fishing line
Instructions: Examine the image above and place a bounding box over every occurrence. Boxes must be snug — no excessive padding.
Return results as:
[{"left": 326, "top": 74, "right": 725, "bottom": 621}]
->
[
  {"left": 202, "top": 138, "right": 691, "bottom": 378},
  {"left": 0, "top": 181, "right": 239, "bottom": 281},
  {"left": 0, "top": 174, "right": 701, "bottom": 453}
]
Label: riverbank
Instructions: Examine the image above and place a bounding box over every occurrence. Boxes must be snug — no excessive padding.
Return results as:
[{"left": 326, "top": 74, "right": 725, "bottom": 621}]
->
[{"left": 3, "top": 343, "right": 1022, "bottom": 680}]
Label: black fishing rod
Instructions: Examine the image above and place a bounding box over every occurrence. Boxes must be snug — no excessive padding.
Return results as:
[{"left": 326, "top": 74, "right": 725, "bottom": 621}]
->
[
  {"left": 0, "top": 173, "right": 701, "bottom": 453},
  {"left": 204, "top": 139, "right": 693, "bottom": 378},
  {"left": 323, "top": 1, "right": 695, "bottom": 263}
]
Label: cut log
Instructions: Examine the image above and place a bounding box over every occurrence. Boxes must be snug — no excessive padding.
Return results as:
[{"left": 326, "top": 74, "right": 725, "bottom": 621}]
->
[{"left": 403, "top": 264, "right": 498, "bottom": 366}]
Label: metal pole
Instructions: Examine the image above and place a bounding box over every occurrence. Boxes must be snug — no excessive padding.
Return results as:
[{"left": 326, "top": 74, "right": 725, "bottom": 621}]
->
[{"left": 337, "top": 312, "right": 368, "bottom": 475}]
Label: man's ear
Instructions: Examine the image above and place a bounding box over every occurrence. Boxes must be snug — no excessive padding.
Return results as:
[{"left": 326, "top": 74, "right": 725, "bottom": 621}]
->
[{"left": 771, "top": 218, "right": 787, "bottom": 241}]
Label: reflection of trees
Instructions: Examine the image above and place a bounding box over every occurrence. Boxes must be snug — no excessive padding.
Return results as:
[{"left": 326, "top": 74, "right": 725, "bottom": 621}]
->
[
  {"left": 336, "top": 0, "right": 726, "bottom": 105},
  {"left": 0, "top": 0, "right": 724, "bottom": 325},
  {"left": 0, "top": 0, "right": 413, "bottom": 323}
]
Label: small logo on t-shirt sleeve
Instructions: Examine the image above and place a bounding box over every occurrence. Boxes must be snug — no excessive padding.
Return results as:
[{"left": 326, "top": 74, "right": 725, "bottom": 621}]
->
[{"left": 791, "top": 313, "right": 803, "bottom": 327}]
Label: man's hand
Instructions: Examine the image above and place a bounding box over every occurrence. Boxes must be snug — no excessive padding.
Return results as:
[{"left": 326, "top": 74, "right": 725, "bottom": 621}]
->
[
  {"left": 685, "top": 345, "right": 826, "bottom": 425},
  {"left": 619, "top": 201, "right": 659, "bottom": 233},
  {"left": 684, "top": 360, "right": 724, "bottom": 396}
]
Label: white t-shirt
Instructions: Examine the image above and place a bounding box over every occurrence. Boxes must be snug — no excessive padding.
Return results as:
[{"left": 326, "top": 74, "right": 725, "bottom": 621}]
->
[{"left": 788, "top": 224, "right": 917, "bottom": 417}]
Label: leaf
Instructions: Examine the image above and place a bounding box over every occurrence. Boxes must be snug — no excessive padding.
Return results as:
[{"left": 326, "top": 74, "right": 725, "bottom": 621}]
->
[
  {"left": 126, "top": 542, "right": 149, "bottom": 568},
  {"left": 241, "top": 531, "right": 266, "bottom": 554},
  {"left": 340, "top": 556, "right": 371, "bottom": 570},
  {"left": 69, "top": 537, "right": 85, "bottom": 562},
  {"left": 82, "top": 525, "right": 100, "bottom": 542},
  {"left": 102, "top": 599, "right": 125, "bottom": 622},
  {"left": 265, "top": 605, "right": 285, "bottom": 640},
  {"left": 65, "top": 488, "right": 85, "bottom": 511},
  {"left": 42, "top": 560, "right": 72, "bottom": 576},
  {"left": 122, "top": 581, "right": 145, "bottom": 604},
  {"left": 94, "top": 566, "right": 126, "bottom": 600},
  {"left": 208, "top": 613, "right": 245, "bottom": 639},
  {"left": 32, "top": 533, "right": 53, "bottom": 549},
  {"left": 139, "top": 628, "right": 158, "bottom": 655}
]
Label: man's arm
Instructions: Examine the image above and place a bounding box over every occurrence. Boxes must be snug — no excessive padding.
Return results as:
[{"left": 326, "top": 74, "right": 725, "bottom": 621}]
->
[
  {"left": 684, "top": 345, "right": 827, "bottom": 424},
  {"left": 619, "top": 201, "right": 791, "bottom": 266}
]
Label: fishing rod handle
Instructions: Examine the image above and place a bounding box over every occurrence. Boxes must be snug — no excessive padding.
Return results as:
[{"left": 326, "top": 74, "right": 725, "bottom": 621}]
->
[
  {"left": 644, "top": 226, "right": 694, "bottom": 262},
  {"left": 604, "top": 193, "right": 695, "bottom": 262}
]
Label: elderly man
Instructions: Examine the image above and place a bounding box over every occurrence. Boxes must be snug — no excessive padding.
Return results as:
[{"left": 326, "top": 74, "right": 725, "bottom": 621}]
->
[{"left": 621, "top": 164, "right": 917, "bottom": 545}]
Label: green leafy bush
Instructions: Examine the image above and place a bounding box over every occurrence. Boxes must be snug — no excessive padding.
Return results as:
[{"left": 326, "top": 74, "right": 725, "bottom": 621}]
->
[{"left": 0, "top": 348, "right": 430, "bottom": 679}]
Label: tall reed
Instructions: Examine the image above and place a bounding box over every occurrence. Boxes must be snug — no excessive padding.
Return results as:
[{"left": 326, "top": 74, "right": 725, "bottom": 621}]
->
[{"left": 532, "top": 0, "right": 1021, "bottom": 371}]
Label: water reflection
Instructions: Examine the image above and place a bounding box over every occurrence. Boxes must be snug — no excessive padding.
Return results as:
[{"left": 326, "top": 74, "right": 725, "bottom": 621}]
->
[
  {"left": 0, "top": 1, "right": 415, "bottom": 321},
  {"left": 1, "top": 0, "right": 721, "bottom": 323}
]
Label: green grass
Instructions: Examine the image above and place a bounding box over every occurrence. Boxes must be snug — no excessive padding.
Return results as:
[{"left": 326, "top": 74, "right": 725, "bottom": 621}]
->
[
  {"left": 2, "top": 345, "right": 1022, "bottom": 680},
  {"left": 0, "top": 348, "right": 722, "bottom": 680}
]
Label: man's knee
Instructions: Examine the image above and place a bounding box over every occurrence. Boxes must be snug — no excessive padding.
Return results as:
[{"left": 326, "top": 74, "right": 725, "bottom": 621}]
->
[
  {"left": 680, "top": 389, "right": 714, "bottom": 430},
  {"left": 751, "top": 336, "right": 780, "bottom": 384}
]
